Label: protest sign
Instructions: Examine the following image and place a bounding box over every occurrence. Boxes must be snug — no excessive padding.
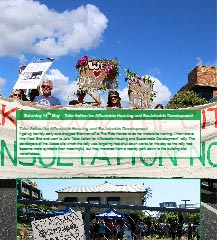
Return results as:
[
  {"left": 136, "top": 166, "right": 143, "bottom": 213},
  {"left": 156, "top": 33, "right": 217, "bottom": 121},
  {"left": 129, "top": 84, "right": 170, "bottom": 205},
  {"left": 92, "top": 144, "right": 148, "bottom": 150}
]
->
[
  {"left": 31, "top": 211, "right": 84, "bottom": 240},
  {"left": 0, "top": 96, "right": 217, "bottom": 178},
  {"left": 13, "top": 61, "right": 53, "bottom": 90},
  {"left": 76, "top": 56, "right": 119, "bottom": 90},
  {"left": 125, "top": 69, "right": 155, "bottom": 109}
]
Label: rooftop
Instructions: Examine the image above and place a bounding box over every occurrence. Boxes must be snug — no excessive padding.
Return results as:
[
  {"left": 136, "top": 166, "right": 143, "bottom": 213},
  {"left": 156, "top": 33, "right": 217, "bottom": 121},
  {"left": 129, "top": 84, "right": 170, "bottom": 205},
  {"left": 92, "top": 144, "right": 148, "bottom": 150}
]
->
[{"left": 56, "top": 181, "right": 146, "bottom": 193}]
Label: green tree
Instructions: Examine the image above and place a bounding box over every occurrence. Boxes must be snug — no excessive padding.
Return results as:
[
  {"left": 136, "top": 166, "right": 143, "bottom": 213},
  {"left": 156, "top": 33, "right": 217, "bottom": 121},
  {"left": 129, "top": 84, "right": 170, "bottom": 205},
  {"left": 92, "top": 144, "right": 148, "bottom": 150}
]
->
[
  {"left": 178, "top": 212, "right": 185, "bottom": 224},
  {"left": 183, "top": 213, "right": 200, "bottom": 224},
  {"left": 158, "top": 212, "right": 200, "bottom": 225},
  {"left": 166, "top": 91, "right": 208, "bottom": 109},
  {"left": 166, "top": 212, "right": 178, "bottom": 224},
  {"left": 142, "top": 187, "right": 152, "bottom": 205},
  {"left": 158, "top": 213, "right": 167, "bottom": 223}
]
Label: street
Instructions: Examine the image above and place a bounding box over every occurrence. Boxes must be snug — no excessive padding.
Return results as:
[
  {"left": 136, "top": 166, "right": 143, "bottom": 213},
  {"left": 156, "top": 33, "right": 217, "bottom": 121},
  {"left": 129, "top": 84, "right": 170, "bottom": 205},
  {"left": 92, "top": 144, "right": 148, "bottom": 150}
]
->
[{"left": 201, "top": 180, "right": 217, "bottom": 240}]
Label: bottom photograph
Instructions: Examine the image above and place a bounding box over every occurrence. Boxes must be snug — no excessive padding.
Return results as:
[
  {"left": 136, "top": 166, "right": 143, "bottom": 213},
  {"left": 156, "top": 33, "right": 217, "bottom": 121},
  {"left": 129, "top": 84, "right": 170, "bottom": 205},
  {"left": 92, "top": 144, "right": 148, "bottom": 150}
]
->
[
  {"left": 0, "top": 179, "right": 16, "bottom": 240},
  {"left": 17, "top": 178, "right": 200, "bottom": 240},
  {"left": 201, "top": 178, "right": 217, "bottom": 240}
]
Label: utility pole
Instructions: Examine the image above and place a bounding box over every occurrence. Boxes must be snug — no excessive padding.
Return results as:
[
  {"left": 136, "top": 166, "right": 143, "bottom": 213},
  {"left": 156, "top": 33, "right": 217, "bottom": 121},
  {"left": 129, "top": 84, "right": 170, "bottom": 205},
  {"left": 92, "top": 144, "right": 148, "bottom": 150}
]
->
[{"left": 181, "top": 199, "right": 190, "bottom": 208}]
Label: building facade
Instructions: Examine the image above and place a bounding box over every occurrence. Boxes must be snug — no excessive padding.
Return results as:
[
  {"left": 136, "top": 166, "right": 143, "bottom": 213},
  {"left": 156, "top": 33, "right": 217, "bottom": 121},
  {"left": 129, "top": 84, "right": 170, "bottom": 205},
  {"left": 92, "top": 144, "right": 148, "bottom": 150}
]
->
[
  {"left": 159, "top": 201, "right": 198, "bottom": 209},
  {"left": 17, "top": 179, "right": 43, "bottom": 200},
  {"left": 178, "top": 65, "right": 217, "bottom": 101},
  {"left": 56, "top": 181, "right": 147, "bottom": 213},
  {"left": 178, "top": 203, "right": 199, "bottom": 209}
]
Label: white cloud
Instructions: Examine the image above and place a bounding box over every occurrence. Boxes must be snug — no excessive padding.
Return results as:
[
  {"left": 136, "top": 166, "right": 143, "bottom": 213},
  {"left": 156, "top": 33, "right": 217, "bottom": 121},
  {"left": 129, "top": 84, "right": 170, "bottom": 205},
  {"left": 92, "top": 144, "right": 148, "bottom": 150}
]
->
[
  {"left": 195, "top": 57, "right": 203, "bottom": 66},
  {"left": 118, "top": 87, "right": 130, "bottom": 108},
  {"left": 151, "top": 76, "right": 172, "bottom": 107},
  {"left": 0, "top": 77, "right": 6, "bottom": 95},
  {"left": 44, "top": 69, "right": 78, "bottom": 102},
  {"left": 195, "top": 57, "right": 217, "bottom": 67},
  {"left": 148, "top": 67, "right": 161, "bottom": 76},
  {"left": 0, "top": 0, "right": 108, "bottom": 57},
  {"left": 18, "top": 54, "right": 27, "bottom": 65},
  {"left": 205, "top": 59, "right": 217, "bottom": 67}
]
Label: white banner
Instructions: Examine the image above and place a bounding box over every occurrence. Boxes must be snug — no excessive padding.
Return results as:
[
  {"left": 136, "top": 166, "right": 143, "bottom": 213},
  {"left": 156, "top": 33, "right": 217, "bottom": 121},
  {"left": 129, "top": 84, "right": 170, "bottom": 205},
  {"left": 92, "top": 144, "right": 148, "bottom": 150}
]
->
[
  {"left": 0, "top": 96, "right": 217, "bottom": 178},
  {"left": 31, "top": 212, "right": 84, "bottom": 240},
  {"left": 13, "top": 61, "right": 53, "bottom": 89}
]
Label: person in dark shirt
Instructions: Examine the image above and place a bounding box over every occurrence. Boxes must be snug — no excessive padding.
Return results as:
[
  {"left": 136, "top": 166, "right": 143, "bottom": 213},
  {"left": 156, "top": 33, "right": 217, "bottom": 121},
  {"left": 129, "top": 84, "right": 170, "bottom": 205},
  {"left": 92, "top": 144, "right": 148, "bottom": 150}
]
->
[{"left": 29, "top": 89, "right": 40, "bottom": 102}]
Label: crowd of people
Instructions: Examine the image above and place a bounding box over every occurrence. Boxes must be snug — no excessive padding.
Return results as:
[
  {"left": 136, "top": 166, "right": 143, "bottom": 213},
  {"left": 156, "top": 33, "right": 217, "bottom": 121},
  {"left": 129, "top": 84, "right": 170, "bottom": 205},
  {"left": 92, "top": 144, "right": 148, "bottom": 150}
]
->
[
  {"left": 9, "top": 79, "right": 163, "bottom": 109},
  {"left": 9, "top": 80, "right": 61, "bottom": 107},
  {"left": 89, "top": 219, "right": 200, "bottom": 240}
]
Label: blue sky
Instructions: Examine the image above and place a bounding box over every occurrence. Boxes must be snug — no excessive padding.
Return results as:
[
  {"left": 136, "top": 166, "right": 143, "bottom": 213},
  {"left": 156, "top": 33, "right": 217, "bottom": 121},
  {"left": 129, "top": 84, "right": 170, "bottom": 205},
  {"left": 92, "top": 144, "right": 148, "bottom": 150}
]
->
[
  {"left": 33, "top": 178, "right": 200, "bottom": 208},
  {"left": 0, "top": 0, "right": 216, "bottom": 107}
]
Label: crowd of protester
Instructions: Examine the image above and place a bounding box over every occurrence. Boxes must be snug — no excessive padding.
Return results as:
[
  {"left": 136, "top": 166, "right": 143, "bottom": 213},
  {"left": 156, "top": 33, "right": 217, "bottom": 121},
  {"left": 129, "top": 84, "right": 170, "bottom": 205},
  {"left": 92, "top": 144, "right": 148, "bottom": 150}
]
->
[
  {"left": 8, "top": 79, "right": 163, "bottom": 109},
  {"left": 89, "top": 219, "right": 200, "bottom": 240}
]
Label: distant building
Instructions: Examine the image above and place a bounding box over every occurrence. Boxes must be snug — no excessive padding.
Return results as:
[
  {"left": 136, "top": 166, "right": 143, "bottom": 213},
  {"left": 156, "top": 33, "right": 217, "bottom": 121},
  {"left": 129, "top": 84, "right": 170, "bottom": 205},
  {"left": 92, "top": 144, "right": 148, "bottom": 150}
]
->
[
  {"left": 179, "top": 203, "right": 198, "bottom": 209},
  {"left": 159, "top": 202, "right": 177, "bottom": 208},
  {"left": 156, "top": 202, "right": 178, "bottom": 218},
  {"left": 56, "top": 181, "right": 147, "bottom": 213},
  {"left": 159, "top": 201, "right": 198, "bottom": 209},
  {"left": 17, "top": 179, "right": 43, "bottom": 200},
  {"left": 178, "top": 65, "right": 217, "bottom": 101}
]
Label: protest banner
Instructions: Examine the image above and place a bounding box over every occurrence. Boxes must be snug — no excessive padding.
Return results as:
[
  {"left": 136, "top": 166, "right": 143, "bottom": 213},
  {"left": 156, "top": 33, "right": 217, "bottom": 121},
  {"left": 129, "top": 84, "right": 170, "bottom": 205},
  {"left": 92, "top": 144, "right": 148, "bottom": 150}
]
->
[
  {"left": 31, "top": 211, "right": 84, "bottom": 240},
  {"left": 13, "top": 61, "right": 53, "bottom": 90},
  {"left": 0, "top": 96, "right": 217, "bottom": 178},
  {"left": 125, "top": 69, "right": 156, "bottom": 109},
  {"left": 16, "top": 109, "right": 201, "bottom": 159},
  {"left": 76, "top": 56, "right": 119, "bottom": 90}
]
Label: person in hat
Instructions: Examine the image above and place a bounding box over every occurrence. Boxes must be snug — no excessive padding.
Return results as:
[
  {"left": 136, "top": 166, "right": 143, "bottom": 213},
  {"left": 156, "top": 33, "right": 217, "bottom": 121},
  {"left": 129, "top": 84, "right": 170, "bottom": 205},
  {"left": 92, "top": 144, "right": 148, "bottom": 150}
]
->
[
  {"left": 69, "top": 88, "right": 101, "bottom": 107},
  {"left": 107, "top": 91, "right": 121, "bottom": 108}
]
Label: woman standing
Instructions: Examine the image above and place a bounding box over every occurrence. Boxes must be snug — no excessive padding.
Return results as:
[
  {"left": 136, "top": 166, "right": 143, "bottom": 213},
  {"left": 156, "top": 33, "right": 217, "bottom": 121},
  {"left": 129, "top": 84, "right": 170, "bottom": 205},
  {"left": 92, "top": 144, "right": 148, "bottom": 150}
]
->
[
  {"left": 9, "top": 89, "right": 22, "bottom": 100},
  {"left": 107, "top": 91, "right": 121, "bottom": 108}
]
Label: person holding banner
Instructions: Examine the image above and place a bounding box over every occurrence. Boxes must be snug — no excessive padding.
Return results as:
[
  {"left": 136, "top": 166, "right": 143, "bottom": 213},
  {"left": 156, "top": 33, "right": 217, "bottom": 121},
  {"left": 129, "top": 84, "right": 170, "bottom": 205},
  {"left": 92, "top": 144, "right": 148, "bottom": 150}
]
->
[
  {"left": 69, "top": 88, "right": 101, "bottom": 106},
  {"left": 33, "top": 80, "right": 61, "bottom": 106},
  {"left": 107, "top": 91, "right": 121, "bottom": 108}
]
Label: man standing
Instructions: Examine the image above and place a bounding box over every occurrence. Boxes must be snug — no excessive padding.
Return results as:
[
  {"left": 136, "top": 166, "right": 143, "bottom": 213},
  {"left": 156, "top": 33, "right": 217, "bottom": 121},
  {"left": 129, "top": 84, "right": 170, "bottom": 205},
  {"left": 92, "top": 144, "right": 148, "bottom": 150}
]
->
[{"left": 33, "top": 80, "right": 61, "bottom": 106}]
